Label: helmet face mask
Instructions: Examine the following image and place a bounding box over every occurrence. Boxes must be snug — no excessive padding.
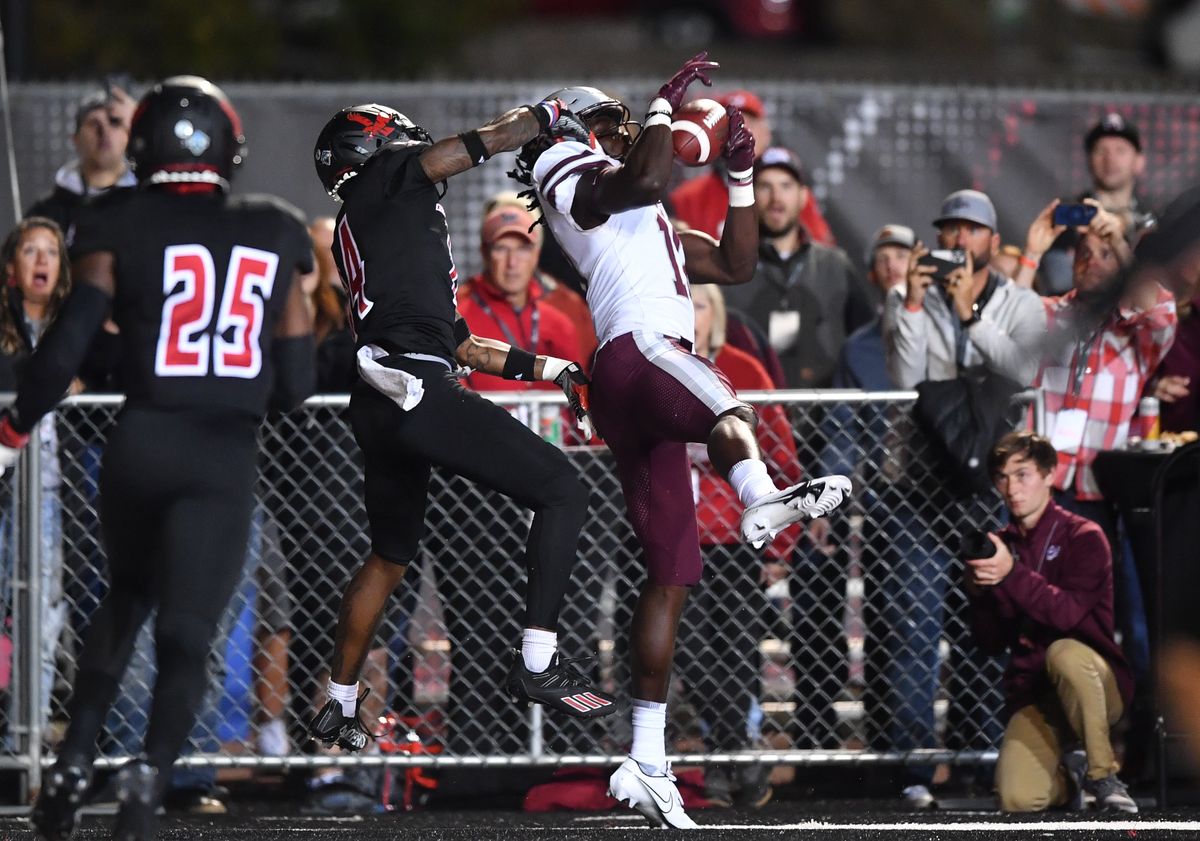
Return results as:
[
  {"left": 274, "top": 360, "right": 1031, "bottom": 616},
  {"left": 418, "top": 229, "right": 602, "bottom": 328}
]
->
[
  {"left": 129, "top": 75, "right": 246, "bottom": 192},
  {"left": 313, "top": 104, "right": 432, "bottom": 201},
  {"left": 543, "top": 87, "right": 638, "bottom": 161}
]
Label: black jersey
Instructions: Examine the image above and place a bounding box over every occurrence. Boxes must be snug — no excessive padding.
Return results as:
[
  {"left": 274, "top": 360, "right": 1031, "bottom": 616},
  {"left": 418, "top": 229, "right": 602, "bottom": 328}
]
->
[
  {"left": 332, "top": 144, "right": 460, "bottom": 361},
  {"left": 72, "top": 189, "right": 313, "bottom": 418}
]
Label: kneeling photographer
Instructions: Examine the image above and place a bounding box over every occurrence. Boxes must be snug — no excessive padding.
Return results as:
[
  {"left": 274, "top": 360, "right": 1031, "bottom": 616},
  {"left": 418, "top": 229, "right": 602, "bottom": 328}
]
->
[{"left": 967, "top": 432, "right": 1135, "bottom": 814}]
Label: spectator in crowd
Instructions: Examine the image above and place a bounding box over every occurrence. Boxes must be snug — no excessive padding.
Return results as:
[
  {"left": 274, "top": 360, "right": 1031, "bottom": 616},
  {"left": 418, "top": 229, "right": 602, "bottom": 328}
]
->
[
  {"left": 683, "top": 283, "right": 802, "bottom": 808},
  {"left": 724, "top": 146, "right": 874, "bottom": 388},
  {"left": 1033, "top": 199, "right": 1176, "bottom": 684},
  {"left": 791, "top": 224, "right": 912, "bottom": 763},
  {"left": 885, "top": 189, "right": 1046, "bottom": 390},
  {"left": 836, "top": 224, "right": 914, "bottom": 389},
  {"left": 26, "top": 86, "right": 138, "bottom": 244},
  {"left": 968, "top": 431, "right": 1136, "bottom": 813},
  {"left": 1146, "top": 187, "right": 1200, "bottom": 433},
  {"left": 0, "top": 218, "right": 72, "bottom": 740},
  {"left": 1038, "top": 114, "right": 1155, "bottom": 295},
  {"left": 482, "top": 194, "right": 597, "bottom": 364},
  {"left": 305, "top": 216, "right": 357, "bottom": 390},
  {"left": 667, "top": 89, "right": 836, "bottom": 247},
  {"left": 881, "top": 189, "right": 1045, "bottom": 808},
  {"left": 457, "top": 202, "right": 583, "bottom": 393},
  {"left": 991, "top": 244, "right": 1025, "bottom": 285}
]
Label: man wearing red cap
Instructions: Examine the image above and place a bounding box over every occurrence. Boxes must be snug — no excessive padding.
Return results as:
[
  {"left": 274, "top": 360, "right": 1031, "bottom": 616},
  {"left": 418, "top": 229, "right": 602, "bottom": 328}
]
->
[
  {"left": 667, "top": 89, "right": 835, "bottom": 247},
  {"left": 457, "top": 202, "right": 583, "bottom": 394}
]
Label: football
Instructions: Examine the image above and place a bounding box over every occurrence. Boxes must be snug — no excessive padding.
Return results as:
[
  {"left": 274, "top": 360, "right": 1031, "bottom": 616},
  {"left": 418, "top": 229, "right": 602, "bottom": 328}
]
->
[{"left": 671, "top": 99, "right": 729, "bottom": 167}]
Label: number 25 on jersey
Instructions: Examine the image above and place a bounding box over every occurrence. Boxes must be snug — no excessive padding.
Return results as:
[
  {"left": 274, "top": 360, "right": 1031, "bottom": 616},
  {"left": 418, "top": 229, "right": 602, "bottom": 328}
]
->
[{"left": 156, "top": 244, "right": 278, "bottom": 378}]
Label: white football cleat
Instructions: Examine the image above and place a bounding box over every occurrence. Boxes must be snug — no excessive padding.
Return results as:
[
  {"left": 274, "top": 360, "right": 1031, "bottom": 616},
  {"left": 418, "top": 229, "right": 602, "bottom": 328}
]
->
[
  {"left": 740, "top": 474, "right": 853, "bottom": 549},
  {"left": 608, "top": 757, "right": 698, "bottom": 829}
]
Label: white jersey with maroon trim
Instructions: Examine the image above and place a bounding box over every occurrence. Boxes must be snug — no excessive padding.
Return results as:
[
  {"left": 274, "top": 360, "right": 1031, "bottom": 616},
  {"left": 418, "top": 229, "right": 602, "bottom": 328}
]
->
[{"left": 532, "top": 140, "right": 695, "bottom": 347}]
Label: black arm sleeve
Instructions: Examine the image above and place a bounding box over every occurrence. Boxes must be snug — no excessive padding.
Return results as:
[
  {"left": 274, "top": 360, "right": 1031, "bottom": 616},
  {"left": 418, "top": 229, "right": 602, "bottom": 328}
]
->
[
  {"left": 12, "top": 282, "right": 110, "bottom": 434},
  {"left": 269, "top": 334, "right": 316, "bottom": 413}
]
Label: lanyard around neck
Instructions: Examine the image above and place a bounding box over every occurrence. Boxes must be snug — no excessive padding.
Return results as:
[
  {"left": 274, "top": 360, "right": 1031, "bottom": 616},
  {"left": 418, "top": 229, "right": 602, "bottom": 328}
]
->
[{"left": 471, "top": 288, "right": 540, "bottom": 352}]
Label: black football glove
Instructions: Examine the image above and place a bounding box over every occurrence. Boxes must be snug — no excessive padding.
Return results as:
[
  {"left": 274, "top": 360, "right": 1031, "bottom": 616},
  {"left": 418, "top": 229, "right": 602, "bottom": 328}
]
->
[{"left": 552, "top": 363, "right": 595, "bottom": 441}]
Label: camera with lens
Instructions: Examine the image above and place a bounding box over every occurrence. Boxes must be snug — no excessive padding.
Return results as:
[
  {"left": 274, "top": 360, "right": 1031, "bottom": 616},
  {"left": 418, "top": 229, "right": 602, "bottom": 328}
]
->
[
  {"left": 917, "top": 248, "right": 967, "bottom": 283},
  {"left": 959, "top": 528, "right": 996, "bottom": 560}
]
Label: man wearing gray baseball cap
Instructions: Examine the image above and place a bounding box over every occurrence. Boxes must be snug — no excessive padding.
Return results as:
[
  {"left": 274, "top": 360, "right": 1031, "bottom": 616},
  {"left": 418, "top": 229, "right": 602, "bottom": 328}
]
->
[
  {"left": 885, "top": 188, "right": 1045, "bottom": 389},
  {"left": 878, "top": 188, "right": 1045, "bottom": 808}
]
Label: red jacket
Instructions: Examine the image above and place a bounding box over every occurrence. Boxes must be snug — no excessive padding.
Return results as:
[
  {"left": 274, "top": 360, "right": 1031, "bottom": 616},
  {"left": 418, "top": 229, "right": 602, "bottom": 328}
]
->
[
  {"left": 456, "top": 274, "right": 581, "bottom": 392},
  {"left": 535, "top": 272, "right": 597, "bottom": 369},
  {"left": 667, "top": 170, "right": 836, "bottom": 246},
  {"left": 967, "top": 501, "right": 1134, "bottom": 720},
  {"left": 694, "top": 344, "right": 803, "bottom": 559}
]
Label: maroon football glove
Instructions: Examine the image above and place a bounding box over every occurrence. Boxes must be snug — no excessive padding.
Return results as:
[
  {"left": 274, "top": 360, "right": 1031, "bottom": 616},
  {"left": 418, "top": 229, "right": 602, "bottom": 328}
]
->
[
  {"left": 657, "top": 52, "right": 719, "bottom": 112},
  {"left": 722, "top": 106, "right": 756, "bottom": 172}
]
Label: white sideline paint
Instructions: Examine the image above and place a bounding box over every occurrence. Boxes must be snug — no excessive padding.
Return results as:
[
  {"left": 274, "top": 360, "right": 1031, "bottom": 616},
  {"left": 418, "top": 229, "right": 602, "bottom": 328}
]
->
[{"left": 570, "top": 817, "right": 1200, "bottom": 832}]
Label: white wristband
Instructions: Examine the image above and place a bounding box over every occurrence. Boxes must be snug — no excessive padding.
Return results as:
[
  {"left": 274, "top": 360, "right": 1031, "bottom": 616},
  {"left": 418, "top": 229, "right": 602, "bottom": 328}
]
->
[
  {"left": 644, "top": 112, "right": 671, "bottom": 129},
  {"left": 726, "top": 167, "right": 754, "bottom": 185},
  {"left": 647, "top": 97, "right": 672, "bottom": 116},
  {"left": 729, "top": 183, "right": 755, "bottom": 207},
  {"left": 540, "top": 356, "right": 571, "bottom": 382}
]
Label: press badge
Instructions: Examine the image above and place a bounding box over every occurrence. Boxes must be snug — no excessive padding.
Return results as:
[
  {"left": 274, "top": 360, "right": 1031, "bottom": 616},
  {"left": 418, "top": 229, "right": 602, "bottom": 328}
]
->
[
  {"left": 769, "top": 310, "right": 801, "bottom": 352},
  {"left": 1050, "top": 408, "right": 1088, "bottom": 454}
]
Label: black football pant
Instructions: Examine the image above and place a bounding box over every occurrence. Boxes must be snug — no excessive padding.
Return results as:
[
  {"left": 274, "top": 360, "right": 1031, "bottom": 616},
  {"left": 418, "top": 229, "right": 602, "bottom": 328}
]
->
[
  {"left": 57, "top": 407, "right": 257, "bottom": 779},
  {"left": 349, "top": 357, "right": 589, "bottom": 631}
]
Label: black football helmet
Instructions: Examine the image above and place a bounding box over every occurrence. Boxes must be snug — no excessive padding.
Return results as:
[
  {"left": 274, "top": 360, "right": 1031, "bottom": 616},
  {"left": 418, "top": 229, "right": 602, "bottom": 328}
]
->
[
  {"left": 314, "top": 104, "right": 433, "bottom": 201},
  {"left": 128, "top": 75, "right": 246, "bottom": 192}
]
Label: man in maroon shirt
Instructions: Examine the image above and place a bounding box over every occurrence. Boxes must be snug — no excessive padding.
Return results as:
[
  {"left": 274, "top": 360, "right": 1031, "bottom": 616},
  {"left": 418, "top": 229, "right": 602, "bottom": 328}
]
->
[{"left": 967, "top": 431, "right": 1136, "bottom": 813}]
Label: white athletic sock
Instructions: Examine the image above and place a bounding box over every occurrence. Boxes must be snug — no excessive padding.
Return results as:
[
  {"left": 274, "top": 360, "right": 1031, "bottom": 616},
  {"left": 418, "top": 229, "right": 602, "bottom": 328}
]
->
[
  {"left": 327, "top": 679, "right": 359, "bottom": 717},
  {"left": 522, "top": 627, "right": 558, "bottom": 673},
  {"left": 258, "top": 717, "right": 290, "bottom": 757},
  {"left": 630, "top": 698, "right": 668, "bottom": 775},
  {"left": 728, "top": 458, "right": 778, "bottom": 508}
]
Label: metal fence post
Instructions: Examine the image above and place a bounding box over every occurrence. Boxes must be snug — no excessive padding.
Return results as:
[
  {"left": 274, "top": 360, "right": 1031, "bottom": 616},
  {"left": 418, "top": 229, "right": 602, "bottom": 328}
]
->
[{"left": 19, "top": 417, "right": 44, "bottom": 799}]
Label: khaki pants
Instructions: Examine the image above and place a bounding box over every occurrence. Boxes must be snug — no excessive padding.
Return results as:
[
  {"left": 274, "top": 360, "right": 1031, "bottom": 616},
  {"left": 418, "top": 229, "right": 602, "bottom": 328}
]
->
[{"left": 995, "top": 638, "right": 1124, "bottom": 812}]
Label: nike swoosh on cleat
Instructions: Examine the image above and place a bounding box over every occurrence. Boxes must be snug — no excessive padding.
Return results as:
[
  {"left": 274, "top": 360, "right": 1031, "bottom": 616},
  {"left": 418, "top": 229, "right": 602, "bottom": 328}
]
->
[{"left": 636, "top": 775, "right": 676, "bottom": 810}]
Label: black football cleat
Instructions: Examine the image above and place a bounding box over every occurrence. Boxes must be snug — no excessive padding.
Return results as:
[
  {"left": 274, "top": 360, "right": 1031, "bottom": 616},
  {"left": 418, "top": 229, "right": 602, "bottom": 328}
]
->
[
  {"left": 111, "top": 758, "right": 160, "bottom": 841},
  {"left": 30, "top": 762, "right": 90, "bottom": 841},
  {"left": 308, "top": 688, "right": 373, "bottom": 752},
  {"left": 505, "top": 650, "right": 618, "bottom": 719}
]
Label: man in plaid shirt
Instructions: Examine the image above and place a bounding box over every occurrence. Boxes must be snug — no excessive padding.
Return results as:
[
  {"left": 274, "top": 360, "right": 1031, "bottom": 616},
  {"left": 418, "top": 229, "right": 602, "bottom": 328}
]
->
[
  {"left": 1026, "top": 198, "right": 1177, "bottom": 685},
  {"left": 1029, "top": 200, "right": 1177, "bottom": 502}
]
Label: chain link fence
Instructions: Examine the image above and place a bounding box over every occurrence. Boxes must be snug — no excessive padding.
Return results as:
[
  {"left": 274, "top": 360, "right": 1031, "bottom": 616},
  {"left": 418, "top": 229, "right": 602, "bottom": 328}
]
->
[{"left": 0, "top": 391, "right": 1010, "bottom": 789}]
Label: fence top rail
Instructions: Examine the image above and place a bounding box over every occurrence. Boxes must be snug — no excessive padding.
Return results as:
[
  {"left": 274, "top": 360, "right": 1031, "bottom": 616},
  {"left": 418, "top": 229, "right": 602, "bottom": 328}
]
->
[{"left": 37, "top": 389, "right": 923, "bottom": 410}]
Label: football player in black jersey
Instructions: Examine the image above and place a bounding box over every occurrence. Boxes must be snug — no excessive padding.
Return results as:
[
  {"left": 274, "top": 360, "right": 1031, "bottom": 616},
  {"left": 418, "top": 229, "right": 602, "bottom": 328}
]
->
[
  {"left": 306, "top": 100, "right": 617, "bottom": 752},
  {"left": 0, "top": 76, "right": 315, "bottom": 841}
]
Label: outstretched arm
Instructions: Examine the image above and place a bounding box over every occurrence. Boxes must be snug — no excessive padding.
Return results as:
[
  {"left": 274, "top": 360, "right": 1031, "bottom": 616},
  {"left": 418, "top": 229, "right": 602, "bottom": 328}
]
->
[
  {"left": 573, "top": 52, "right": 718, "bottom": 225},
  {"left": 455, "top": 326, "right": 594, "bottom": 438},
  {"left": 420, "top": 99, "right": 577, "bottom": 184},
  {"left": 678, "top": 106, "right": 757, "bottom": 286}
]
